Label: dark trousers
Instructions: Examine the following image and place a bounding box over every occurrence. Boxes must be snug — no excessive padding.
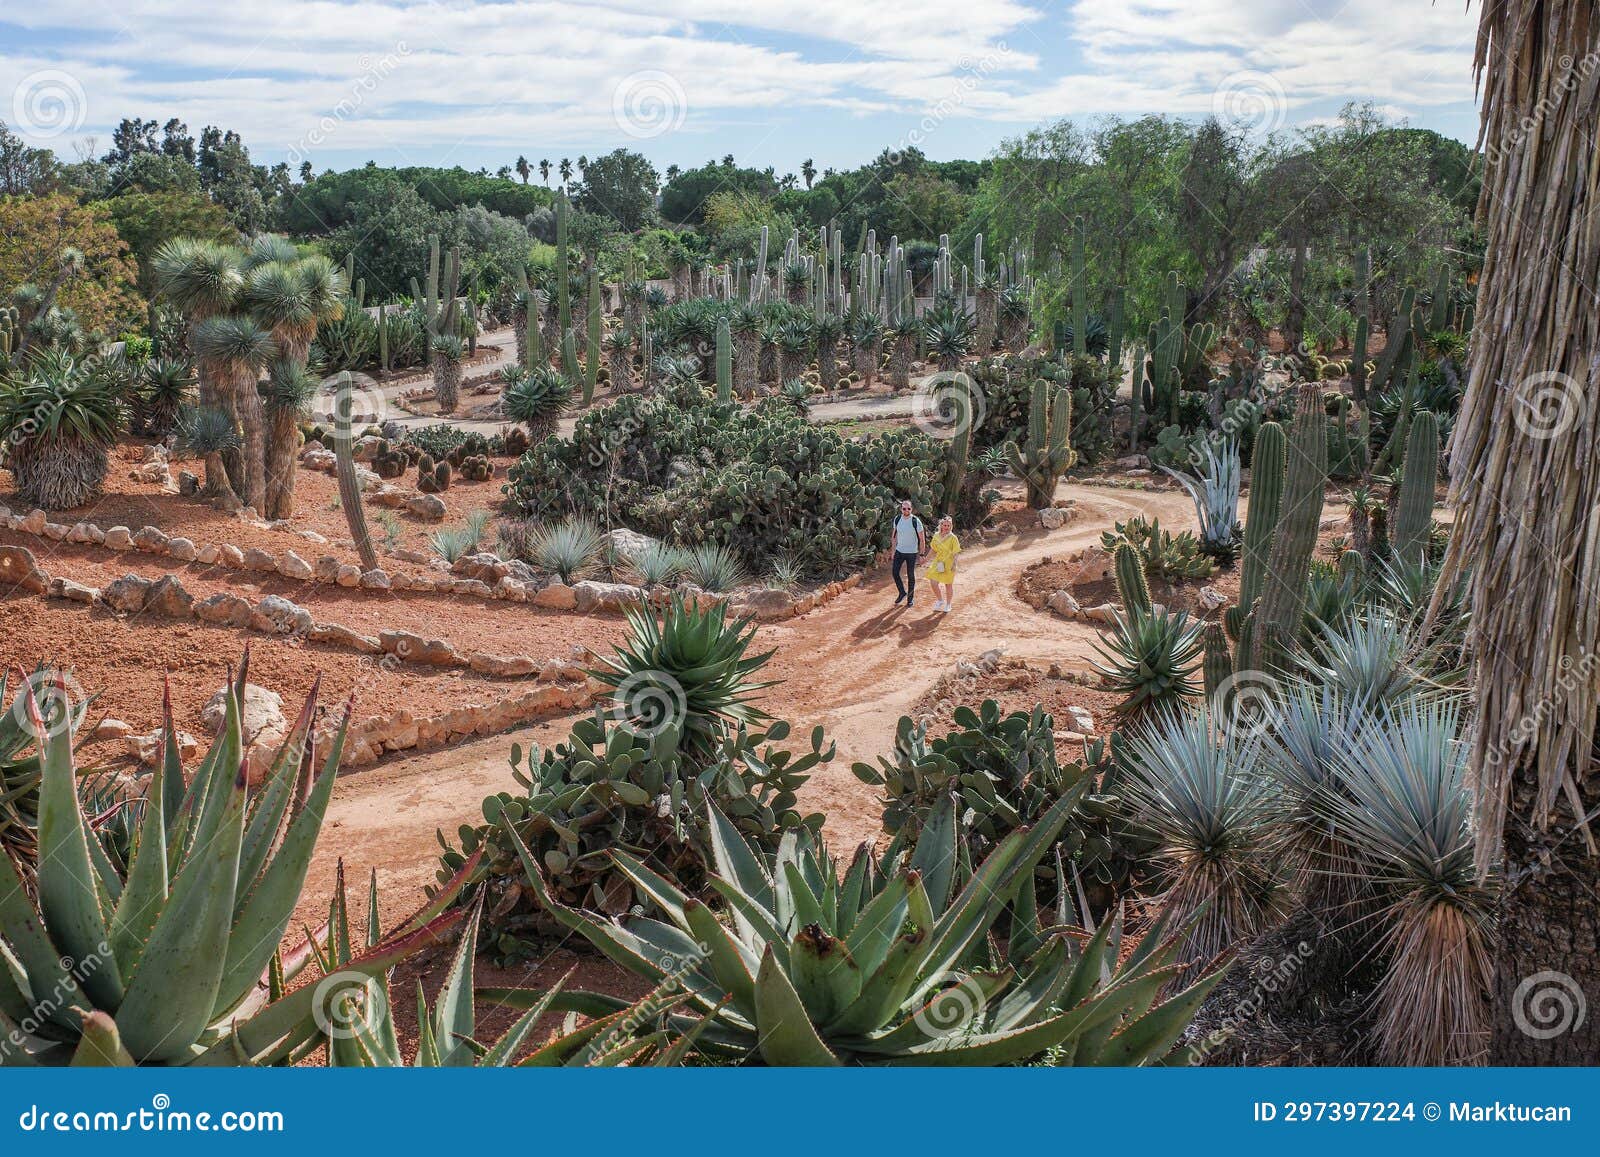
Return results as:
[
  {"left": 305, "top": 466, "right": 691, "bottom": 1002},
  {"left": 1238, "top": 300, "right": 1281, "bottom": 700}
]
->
[{"left": 892, "top": 551, "right": 918, "bottom": 599}]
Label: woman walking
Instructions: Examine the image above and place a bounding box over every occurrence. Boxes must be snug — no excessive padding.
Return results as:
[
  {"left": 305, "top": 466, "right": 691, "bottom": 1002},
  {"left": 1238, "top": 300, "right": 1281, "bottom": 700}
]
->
[{"left": 926, "top": 516, "right": 962, "bottom": 613}]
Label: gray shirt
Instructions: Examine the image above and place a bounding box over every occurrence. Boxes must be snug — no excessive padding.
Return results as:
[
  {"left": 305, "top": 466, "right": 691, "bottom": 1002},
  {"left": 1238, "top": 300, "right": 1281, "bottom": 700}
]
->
[{"left": 892, "top": 514, "right": 923, "bottom": 553}]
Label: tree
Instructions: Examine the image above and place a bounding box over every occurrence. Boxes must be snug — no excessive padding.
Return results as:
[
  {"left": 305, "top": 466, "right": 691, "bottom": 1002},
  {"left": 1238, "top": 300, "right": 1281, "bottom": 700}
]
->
[
  {"left": 1177, "top": 118, "right": 1262, "bottom": 322},
  {"left": 539, "top": 158, "right": 550, "bottom": 185},
  {"left": 0, "top": 120, "right": 59, "bottom": 196},
  {"left": 101, "top": 190, "right": 235, "bottom": 347},
  {"left": 659, "top": 161, "right": 778, "bottom": 225},
  {"left": 801, "top": 158, "right": 816, "bottom": 189},
  {"left": 575, "top": 148, "right": 659, "bottom": 231},
  {"left": 1439, "top": 0, "right": 1600, "bottom": 1065},
  {"left": 516, "top": 155, "right": 531, "bottom": 184},
  {"left": 559, "top": 157, "right": 573, "bottom": 185},
  {"left": 0, "top": 194, "right": 140, "bottom": 337},
  {"left": 880, "top": 171, "right": 970, "bottom": 243}
]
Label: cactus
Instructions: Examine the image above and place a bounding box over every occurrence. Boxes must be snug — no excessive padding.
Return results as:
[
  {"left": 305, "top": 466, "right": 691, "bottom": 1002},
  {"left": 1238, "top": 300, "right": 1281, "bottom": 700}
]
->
[
  {"left": 1105, "top": 285, "right": 1126, "bottom": 370},
  {"left": 1202, "top": 622, "right": 1232, "bottom": 700},
  {"left": 555, "top": 192, "right": 571, "bottom": 339},
  {"left": 1428, "top": 264, "right": 1452, "bottom": 332},
  {"left": 1393, "top": 409, "right": 1438, "bottom": 567},
  {"left": 1351, "top": 313, "right": 1369, "bottom": 399},
  {"left": 582, "top": 266, "right": 602, "bottom": 403},
  {"left": 332, "top": 416, "right": 379, "bottom": 571},
  {"left": 1003, "top": 381, "right": 1077, "bottom": 508},
  {"left": 1368, "top": 286, "right": 1415, "bottom": 397},
  {"left": 1114, "top": 540, "right": 1152, "bottom": 614},
  {"left": 1127, "top": 342, "right": 1144, "bottom": 452},
  {"left": 1338, "top": 548, "right": 1365, "bottom": 585},
  {"left": 1070, "top": 215, "right": 1088, "bottom": 357},
  {"left": 715, "top": 316, "right": 733, "bottom": 403},
  {"left": 942, "top": 378, "right": 973, "bottom": 517},
  {"left": 1250, "top": 386, "right": 1327, "bottom": 669},
  {"left": 1236, "top": 420, "right": 1285, "bottom": 629}
]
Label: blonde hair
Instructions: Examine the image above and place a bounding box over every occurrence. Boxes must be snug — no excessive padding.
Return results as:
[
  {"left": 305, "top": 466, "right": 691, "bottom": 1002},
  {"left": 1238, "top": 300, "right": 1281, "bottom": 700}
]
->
[{"left": 938, "top": 516, "right": 954, "bottom": 530}]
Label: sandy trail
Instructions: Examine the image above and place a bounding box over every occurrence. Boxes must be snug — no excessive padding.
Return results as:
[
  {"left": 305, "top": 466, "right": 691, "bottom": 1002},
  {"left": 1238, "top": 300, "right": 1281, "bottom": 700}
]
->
[{"left": 300, "top": 481, "right": 1197, "bottom": 927}]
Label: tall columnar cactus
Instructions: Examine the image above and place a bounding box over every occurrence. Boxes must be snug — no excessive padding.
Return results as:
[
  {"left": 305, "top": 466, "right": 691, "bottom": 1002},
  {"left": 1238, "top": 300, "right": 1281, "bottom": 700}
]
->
[
  {"left": 715, "top": 316, "right": 733, "bottom": 404},
  {"left": 1231, "top": 419, "right": 1286, "bottom": 641},
  {"left": 1428, "top": 263, "right": 1452, "bottom": 332},
  {"left": 942, "top": 378, "right": 973, "bottom": 517},
  {"left": 1368, "top": 286, "right": 1415, "bottom": 397},
  {"left": 584, "top": 266, "right": 601, "bottom": 403},
  {"left": 331, "top": 414, "right": 379, "bottom": 572},
  {"left": 1249, "top": 387, "right": 1327, "bottom": 669},
  {"left": 1127, "top": 342, "right": 1144, "bottom": 453},
  {"left": 1003, "top": 381, "right": 1077, "bottom": 508},
  {"left": 1070, "top": 215, "right": 1088, "bottom": 357},
  {"left": 1393, "top": 409, "right": 1439, "bottom": 568},
  {"left": 416, "top": 234, "right": 461, "bottom": 340},
  {"left": 555, "top": 193, "right": 571, "bottom": 339},
  {"left": 1202, "top": 622, "right": 1232, "bottom": 700},
  {"left": 1351, "top": 313, "right": 1369, "bottom": 400},
  {"left": 1113, "top": 540, "right": 1152, "bottom": 614},
  {"left": 1105, "top": 285, "right": 1126, "bottom": 370}
]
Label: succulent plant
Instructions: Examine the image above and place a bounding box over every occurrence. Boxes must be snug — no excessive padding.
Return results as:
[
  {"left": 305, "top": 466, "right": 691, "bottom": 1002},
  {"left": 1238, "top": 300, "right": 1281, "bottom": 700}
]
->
[
  {"left": 1003, "top": 379, "right": 1076, "bottom": 509},
  {"left": 1092, "top": 607, "right": 1204, "bottom": 723}
]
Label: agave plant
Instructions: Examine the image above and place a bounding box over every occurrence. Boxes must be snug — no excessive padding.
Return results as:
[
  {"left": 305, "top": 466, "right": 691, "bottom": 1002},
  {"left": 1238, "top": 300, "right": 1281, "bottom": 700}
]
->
[
  {"left": 780, "top": 377, "right": 812, "bottom": 415},
  {"left": 1119, "top": 708, "right": 1281, "bottom": 968},
  {"left": 682, "top": 542, "right": 747, "bottom": 592},
  {"left": 1319, "top": 695, "right": 1492, "bottom": 1065},
  {"left": 0, "top": 349, "right": 125, "bottom": 509},
  {"left": 1092, "top": 607, "right": 1204, "bottom": 723},
  {"left": 923, "top": 312, "right": 974, "bottom": 371},
  {"left": 502, "top": 365, "right": 574, "bottom": 443},
  {"left": 493, "top": 794, "right": 1222, "bottom": 1065},
  {"left": 0, "top": 657, "right": 460, "bottom": 1065},
  {"left": 1161, "top": 439, "right": 1241, "bottom": 563},
  {"left": 530, "top": 516, "right": 603, "bottom": 582}
]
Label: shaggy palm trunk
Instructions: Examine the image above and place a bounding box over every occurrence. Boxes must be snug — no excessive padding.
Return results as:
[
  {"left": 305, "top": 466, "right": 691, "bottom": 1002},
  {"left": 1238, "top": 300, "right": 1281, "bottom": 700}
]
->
[
  {"left": 10, "top": 439, "right": 107, "bottom": 510},
  {"left": 263, "top": 408, "right": 301, "bottom": 520},
  {"left": 231, "top": 371, "right": 267, "bottom": 513},
  {"left": 514, "top": 308, "right": 529, "bottom": 366},
  {"left": 433, "top": 353, "right": 462, "bottom": 413},
  {"left": 975, "top": 289, "right": 998, "bottom": 354},
  {"left": 734, "top": 330, "right": 759, "bottom": 398},
  {"left": 817, "top": 336, "right": 838, "bottom": 393},
  {"left": 758, "top": 337, "right": 778, "bottom": 386},
  {"left": 1002, "top": 314, "right": 1028, "bottom": 353},
  {"left": 855, "top": 340, "right": 879, "bottom": 389},
  {"left": 201, "top": 450, "right": 239, "bottom": 507},
  {"left": 607, "top": 347, "right": 634, "bottom": 394},
  {"left": 780, "top": 346, "right": 806, "bottom": 385},
  {"left": 785, "top": 281, "right": 806, "bottom": 306},
  {"left": 1433, "top": 0, "right": 1600, "bottom": 1064},
  {"left": 889, "top": 333, "right": 914, "bottom": 389}
]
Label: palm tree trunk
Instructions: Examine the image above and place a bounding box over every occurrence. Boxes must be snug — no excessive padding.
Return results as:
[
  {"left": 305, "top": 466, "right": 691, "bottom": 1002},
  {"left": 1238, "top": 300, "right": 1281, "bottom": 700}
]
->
[
  {"left": 263, "top": 408, "right": 300, "bottom": 520},
  {"left": 1435, "top": 0, "right": 1600, "bottom": 1064},
  {"left": 232, "top": 369, "right": 267, "bottom": 513}
]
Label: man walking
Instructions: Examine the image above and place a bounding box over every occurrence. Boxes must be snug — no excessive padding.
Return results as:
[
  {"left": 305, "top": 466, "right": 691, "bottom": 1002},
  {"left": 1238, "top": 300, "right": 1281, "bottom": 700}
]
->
[{"left": 890, "top": 499, "right": 926, "bottom": 607}]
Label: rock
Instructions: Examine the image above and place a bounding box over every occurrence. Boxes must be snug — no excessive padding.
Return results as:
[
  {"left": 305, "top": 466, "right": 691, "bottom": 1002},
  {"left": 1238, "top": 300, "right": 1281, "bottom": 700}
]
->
[
  {"left": 1115, "top": 455, "right": 1149, "bottom": 469},
  {"left": 102, "top": 574, "right": 154, "bottom": 614},
  {"left": 197, "top": 543, "right": 221, "bottom": 565},
  {"left": 48, "top": 577, "right": 99, "bottom": 604},
  {"left": 493, "top": 577, "right": 528, "bottom": 602},
  {"left": 359, "top": 568, "right": 391, "bottom": 590},
  {"left": 0, "top": 545, "right": 49, "bottom": 593},
  {"left": 20, "top": 509, "right": 47, "bottom": 535},
  {"left": 66, "top": 522, "right": 97, "bottom": 544},
  {"left": 335, "top": 565, "right": 362, "bottom": 588},
  {"left": 297, "top": 530, "right": 328, "bottom": 544},
  {"left": 728, "top": 587, "right": 796, "bottom": 621},
  {"left": 533, "top": 581, "right": 577, "bottom": 610},
  {"left": 1083, "top": 603, "right": 1121, "bottom": 625},
  {"left": 505, "top": 559, "right": 540, "bottom": 586},
  {"left": 573, "top": 580, "right": 645, "bottom": 613},
  {"left": 89, "top": 718, "right": 134, "bottom": 741},
  {"left": 604, "top": 528, "right": 661, "bottom": 559},
  {"left": 41, "top": 522, "right": 69, "bottom": 541},
  {"left": 131, "top": 461, "right": 171, "bottom": 485},
  {"left": 388, "top": 572, "right": 411, "bottom": 591},
  {"left": 1038, "top": 506, "right": 1069, "bottom": 530},
  {"left": 390, "top": 547, "right": 431, "bottom": 565},
  {"left": 407, "top": 573, "right": 436, "bottom": 592},
  {"left": 277, "top": 551, "right": 315, "bottom": 581},
  {"left": 405, "top": 493, "right": 447, "bottom": 521},
  {"left": 314, "top": 555, "right": 342, "bottom": 582},
  {"left": 370, "top": 486, "right": 409, "bottom": 509},
  {"left": 104, "top": 526, "right": 134, "bottom": 551},
  {"left": 453, "top": 552, "right": 509, "bottom": 582},
  {"left": 356, "top": 467, "right": 382, "bottom": 492},
  {"left": 132, "top": 525, "right": 170, "bottom": 553},
  {"left": 1127, "top": 468, "right": 1152, "bottom": 477},
  {"left": 128, "top": 729, "right": 200, "bottom": 767},
  {"left": 1046, "top": 590, "right": 1081, "bottom": 618},
  {"left": 353, "top": 435, "right": 381, "bottom": 461},
  {"left": 166, "top": 536, "right": 198, "bottom": 562},
  {"left": 250, "top": 595, "right": 313, "bottom": 636},
  {"left": 219, "top": 544, "right": 245, "bottom": 567},
  {"left": 144, "top": 575, "right": 194, "bottom": 618},
  {"left": 447, "top": 578, "right": 493, "bottom": 598},
  {"left": 201, "top": 683, "right": 288, "bottom": 780},
  {"left": 242, "top": 547, "right": 278, "bottom": 572},
  {"left": 308, "top": 623, "right": 382, "bottom": 654},
  {"left": 468, "top": 652, "right": 539, "bottom": 677},
  {"left": 1066, "top": 706, "right": 1096, "bottom": 735},
  {"left": 378, "top": 630, "right": 462, "bottom": 666},
  {"left": 178, "top": 470, "right": 201, "bottom": 496},
  {"left": 300, "top": 446, "right": 335, "bottom": 470},
  {"left": 194, "top": 592, "right": 254, "bottom": 627},
  {"left": 1197, "top": 585, "right": 1228, "bottom": 612},
  {"left": 1068, "top": 546, "right": 1114, "bottom": 584}
]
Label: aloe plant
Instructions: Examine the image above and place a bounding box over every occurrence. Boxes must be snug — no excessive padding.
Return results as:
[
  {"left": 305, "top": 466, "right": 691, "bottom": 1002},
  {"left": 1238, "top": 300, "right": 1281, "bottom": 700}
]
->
[
  {"left": 495, "top": 794, "right": 1222, "bottom": 1065},
  {"left": 0, "top": 656, "right": 460, "bottom": 1065}
]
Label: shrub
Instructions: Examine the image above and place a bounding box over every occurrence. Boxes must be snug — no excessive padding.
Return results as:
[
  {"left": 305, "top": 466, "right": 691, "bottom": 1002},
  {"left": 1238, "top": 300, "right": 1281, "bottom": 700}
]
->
[{"left": 1101, "top": 515, "right": 1215, "bottom": 583}]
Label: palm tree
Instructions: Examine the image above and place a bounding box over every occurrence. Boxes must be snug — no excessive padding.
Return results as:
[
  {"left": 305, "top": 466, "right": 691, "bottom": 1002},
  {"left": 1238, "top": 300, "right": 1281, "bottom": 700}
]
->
[
  {"left": 558, "top": 157, "right": 572, "bottom": 186},
  {"left": 801, "top": 158, "right": 816, "bottom": 189},
  {"left": 539, "top": 158, "right": 550, "bottom": 186},
  {"left": 191, "top": 317, "right": 277, "bottom": 511},
  {"left": 516, "top": 155, "right": 531, "bottom": 184},
  {"left": 1437, "top": 0, "right": 1600, "bottom": 1063},
  {"left": 242, "top": 250, "right": 345, "bottom": 517}
]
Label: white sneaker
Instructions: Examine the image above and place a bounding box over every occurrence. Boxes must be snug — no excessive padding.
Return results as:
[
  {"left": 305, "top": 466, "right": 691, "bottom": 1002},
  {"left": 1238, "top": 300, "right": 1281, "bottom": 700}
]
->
[
  {"left": 934, "top": 600, "right": 949, "bottom": 611},
  {"left": 939, "top": 603, "right": 952, "bottom": 613}
]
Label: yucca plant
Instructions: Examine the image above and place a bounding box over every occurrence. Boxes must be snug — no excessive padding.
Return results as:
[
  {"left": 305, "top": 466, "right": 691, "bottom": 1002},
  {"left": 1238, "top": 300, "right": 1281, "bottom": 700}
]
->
[
  {"left": 502, "top": 365, "right": 574, "bottom": 443},
  {"left": 0, "top": 657, "right": 461, "bottom": 1065},
  {"left": 139, "top": 357, "right": 194, "bottom": 438},
  {"left": 530, "top": 516, "right": 603, "bottom": 582},
  {"left": 1320, "top": 695, "right": 1492, "bottom": 1065},
  {"left": 627, "top": 542, "right": 686, "bottom": 586},
  {"left": 591, "top": 594, "right": 773, "bottom": 758},
  {"left": 430, "top": 334, "right": 466, "bottom": 413},
  {"left": 427, "top": 523, "right": 481, "bottom": 564},
  {"left": 1120, "top": 708, "right": 1281, "bottom": 968},
  {"left": 766, "top": 554, "right": 804, "bottom": 591},
  {"left": 682, "top": 542, "right": 747, "bottom": 592},
  {"left": 175, "top": 403, "right": 242, "bottom": 506},
  {"left": 1306, "top": 606, "right": 1421, "bottom": 705},
  {"left": 1092, "top": 607, "right": 1204, "bottom": 723},
  {"left": 494, "top": 794, "right": 1223, "bottom": 1065},
  {"left": 0, "top": 349, "right": 124, "bottom": 509}
]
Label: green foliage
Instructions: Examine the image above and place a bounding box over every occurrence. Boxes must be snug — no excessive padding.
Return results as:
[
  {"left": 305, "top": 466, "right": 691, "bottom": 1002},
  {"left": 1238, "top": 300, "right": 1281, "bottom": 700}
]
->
[
  {"left": 1093, "top": 607, "right": 1204, "bottom": 723},
  {"left": 1100, "top": 515, "right": 1215, "bottom": 583},
  {"left": 0, "top": 348, "right": 126, "bottom": 508}
]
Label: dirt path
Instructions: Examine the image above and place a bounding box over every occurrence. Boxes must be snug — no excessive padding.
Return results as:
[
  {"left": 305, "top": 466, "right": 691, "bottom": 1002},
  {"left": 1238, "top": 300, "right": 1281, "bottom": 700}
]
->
[{"left": 301, "top": 481, "right": 1196, "bottom": 927}]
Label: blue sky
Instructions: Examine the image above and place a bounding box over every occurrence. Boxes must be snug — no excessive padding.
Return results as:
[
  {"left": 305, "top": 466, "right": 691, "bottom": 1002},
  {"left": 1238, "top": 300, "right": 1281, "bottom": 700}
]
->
[{"left": 2, "top": 1, "right": 1483, "bottom": 177}]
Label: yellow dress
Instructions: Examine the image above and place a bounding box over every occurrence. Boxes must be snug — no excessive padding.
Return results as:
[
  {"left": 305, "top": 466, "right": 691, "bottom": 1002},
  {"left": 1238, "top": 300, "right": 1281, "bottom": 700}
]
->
[{"left": 926, "top": 532, "right": 961, "bottom": 583}]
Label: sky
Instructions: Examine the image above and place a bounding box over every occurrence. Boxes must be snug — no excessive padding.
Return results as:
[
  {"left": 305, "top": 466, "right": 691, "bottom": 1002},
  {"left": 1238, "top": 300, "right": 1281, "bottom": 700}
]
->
[{"left": 1, "top": 0, "right": 1484, "bottom": 177}]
